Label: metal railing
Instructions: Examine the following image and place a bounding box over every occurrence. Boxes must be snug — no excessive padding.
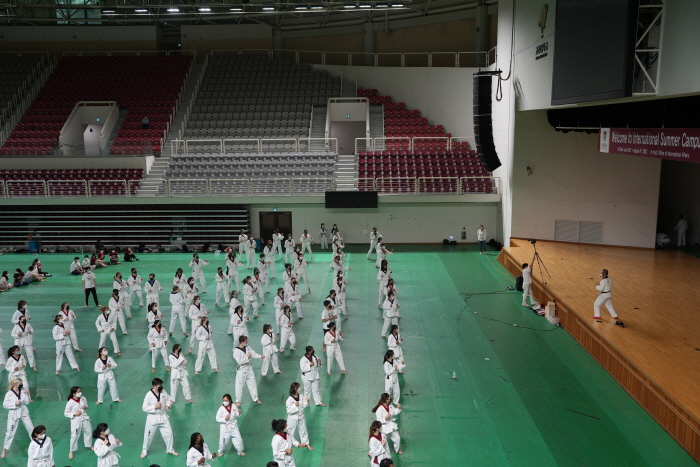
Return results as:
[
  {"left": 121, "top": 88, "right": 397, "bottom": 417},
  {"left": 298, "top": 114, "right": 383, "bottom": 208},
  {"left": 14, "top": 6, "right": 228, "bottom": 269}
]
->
[
  {"left": 356, "top": 135, "right": 476, "bottom": 153},
  {"left": 174, "top": 137, "right": 338, "bottom": 155},
  {"left": 62, "top": 50, "right": 196, "bottom": 57},
  {"left": 358, "top": 176, "right": 501, "bottom": 195},
  {"left": 1, "top": 179, "right": 141, "bottom": 198},
  {"left": 210, "top": 48, "right": 492, "bottom": 68}
]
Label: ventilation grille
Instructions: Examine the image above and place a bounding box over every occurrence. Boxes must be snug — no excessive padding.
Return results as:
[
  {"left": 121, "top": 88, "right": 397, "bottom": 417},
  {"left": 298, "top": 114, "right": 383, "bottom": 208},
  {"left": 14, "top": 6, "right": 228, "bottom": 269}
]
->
[{"left": 554, "top": 220, "right": 604, "bottom": 244}]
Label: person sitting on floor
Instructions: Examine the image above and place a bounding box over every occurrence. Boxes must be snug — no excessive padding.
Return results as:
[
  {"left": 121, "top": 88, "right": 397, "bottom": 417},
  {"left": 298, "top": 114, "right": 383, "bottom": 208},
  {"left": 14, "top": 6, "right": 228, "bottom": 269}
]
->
[
  {"left": 70, "top": 257, "right": 84, "bottom": 275},
  {"left": 124, "top": 247, "right": 139, "bottom": 262},
  {"left": 109, "top": 250, "right": 121, "bottom": 265}
]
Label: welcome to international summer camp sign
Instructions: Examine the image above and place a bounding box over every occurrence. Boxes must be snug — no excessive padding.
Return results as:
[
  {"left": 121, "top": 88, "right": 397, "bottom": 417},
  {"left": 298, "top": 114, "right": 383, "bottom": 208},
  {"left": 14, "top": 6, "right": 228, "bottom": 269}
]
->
[{"left": 599, "top": 128, "right": 700, "bottom": 163}]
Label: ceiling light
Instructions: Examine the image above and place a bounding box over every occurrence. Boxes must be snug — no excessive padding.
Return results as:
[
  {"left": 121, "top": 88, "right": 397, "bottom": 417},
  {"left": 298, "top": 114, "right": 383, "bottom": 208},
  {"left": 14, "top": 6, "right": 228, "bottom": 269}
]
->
[
  {"left": 391, "top": 3, "right": 404, "bottom": 7},
  {"left": 135, "top": 9, "right": 148, "bottom": 13},
  {"left": 359, "top": 4, "right": 371, "bottom": 7},
  {"left": 230, "top": 7, "right": 243, "bottom": 11},
  {"left": 167, "top": 8, "right": 179, "bottom": 12},
  {"left": 262, "top": 6, "right": 275, "bottom": 10},
  {"left": 295, "top": 5, "right": 308, "bottom": 9},
  {"left": 343, "top": 4, "right": 357, "bottom": 8},
  {"left": 198, "top": 7, "right": 211, "bottom": 12},
  {"left": 102, "top": 9, "right": 115, "bottom": 13},
  {"left": 310, "top": 5, "right": 323, "bottom": 9},
  {"left": 376, "top": 3, "right": 388, "bottom": 7}
]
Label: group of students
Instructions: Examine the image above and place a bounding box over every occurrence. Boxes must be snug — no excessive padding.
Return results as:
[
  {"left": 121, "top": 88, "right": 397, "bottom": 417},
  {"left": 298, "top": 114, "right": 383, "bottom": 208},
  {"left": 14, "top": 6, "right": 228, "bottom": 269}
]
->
[
  {"left": 0, "top": 225, "right": 405, "bottom": 466},
  {"left": 0, "top": 258, "right": 51, "bottom": 292}
]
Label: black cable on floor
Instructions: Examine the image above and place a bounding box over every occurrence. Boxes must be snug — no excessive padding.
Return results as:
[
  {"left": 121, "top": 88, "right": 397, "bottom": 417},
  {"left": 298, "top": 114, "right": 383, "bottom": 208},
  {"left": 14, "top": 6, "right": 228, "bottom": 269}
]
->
[{"left": 459, "top": 290, "right": 562, "bottom": 332}]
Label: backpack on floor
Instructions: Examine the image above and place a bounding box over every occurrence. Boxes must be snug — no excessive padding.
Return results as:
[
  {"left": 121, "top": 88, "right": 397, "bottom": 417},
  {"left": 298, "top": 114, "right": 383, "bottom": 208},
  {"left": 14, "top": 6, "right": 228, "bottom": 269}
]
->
[{"left": 515, "top": 275, "right": 524, "bottom": 291}]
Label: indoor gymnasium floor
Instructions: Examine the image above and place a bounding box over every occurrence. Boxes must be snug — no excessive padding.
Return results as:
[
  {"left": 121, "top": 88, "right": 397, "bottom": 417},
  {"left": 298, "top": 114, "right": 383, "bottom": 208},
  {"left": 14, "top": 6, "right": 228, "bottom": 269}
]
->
[{"left": 0, "top": 245, "right": 695, "bottom": 467}]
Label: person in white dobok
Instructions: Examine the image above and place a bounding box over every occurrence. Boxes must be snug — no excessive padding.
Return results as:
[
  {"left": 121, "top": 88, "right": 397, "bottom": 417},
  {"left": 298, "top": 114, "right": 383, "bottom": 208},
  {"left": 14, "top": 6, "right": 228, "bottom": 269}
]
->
[
  {"left": 377, "top": 261, "right": 391, "bottom": 308},
  {"left": 58, "top": 302, "right": 81, "bottom": 352},
  {"left": 237, "top": 229, "right": 248, "bottom": 262},
  {"left": 279, "top": 305, "right": 297, "bottom": 352},
  {"left": 260, "top": 324, "right": 281, "bottom": 377},
  {"left": 183, "top": 277, "right": 199, "bottom": 314},
  {"left": 375, "top": 241, "right": 393, "bottom": 268},
  {"left": 594, "top": 268, "right": 618, "bottom": 320},
  {"left": 145, "top": 273, "right": 163, "bottom": 307},
  {"left": 168, "top": 343, "right": 192, "bottom": 404},
  {"left": 2, "top": 378, "right": 33, "bottom": 459},
  {"left": 214, "top": 267, "right": 231, "bottom": 307},
  {"left": 216, "top": 393, "right": 245, "bottom": 457},
  {"left": 521, "top": 258, "right": 538, "bottom": 307},
  {"left": 173, "top": 268, "right": 187, "bottom": 298},
  {"left": 300, "top": 346, "right": 325, "bottom": 407},
  {"left": 284, "top": 278, "right": 303, "bottom": 320},
  {"left": 264, "top": 240, "right": 278, "bottom": 279},
  {"left": 27, "top": 425, "right": 53, "bottom": 467},
  {"left": 371, "top": 393, "right": 402, "bottom": 455},
  {"left": 140, "top": 377, "right": 178, "bottom": 459},
  {"left": 187, "top": 295, "right": 208, "bottom": 354},
  {"left": 387, "top": 325, "right": 406, "bottom": 373},
  {"left": 271, "top": 418, "right": 309, "bottom": 467},
  {"left": 294, "top": 253, "right": 311, "bottom": 294},
  {"left": 227, "top": 290, "right": 242, "bottom": 335},
  {"left": 368, "top": 420, "right": 391, "bottom": 466},
  {"left": 318, "top": 223, "right": 329, "bottom": 250},
  {"left": 194, "top": 316, "right": 219, "bottom": 375},
  {"left": 186, "top": 431, "right": 217, "bottom": 467},
  {"left": 189, "top": 254, "right": 209, "bottom": 293},
  {"left": 257, "top": 254, "right": 271, "bottom": 294},
  {"left": 127, "top": 268, "right": 145, "bottom": 307},
  {"left": 230, "top": 303, "right": 249, "bottom": 344},
  {"left": 95, "top": 307, "right": 121, "bottom": 357},
  {"left": 383, "top": 350, "right": 401, "bottom": 404},
  {"left": 226, "top": 251, "right": 243, "bottom": 292},
  {"left": 108, "top": 289, "right": 128, "bottom": 336},
  {"left": 286, "top": 382, "right": 314, "bottom": 452},
  {"left": 299, "top": 229, "right": 314, "bottom": 259},
  {"left": 273, "top": 229, "right": 285, "bottom": 261},
  {"left": 242, "top": 276, "right": 260, "bottom": 319},
  {"left": 324, "top": 321, "right": 347, "bottom": 376},
  {"left": 92, "top": 422, "right": 122, "bottom": 467},
  {"left": 11, "top": 315, "right": 36, "bottom": 371},
  {"left": 675, "top": 214, "right": 689, "bottom": 247},
  {"left": 381, "top": 291, "right": 401, "bottom": 338},
  {"left": 94, "top": 347, "right": 120, "bottom": 405},
  {"left": 273, "top": 288, "right": 286, "bottom": 333},
  {"left": 169, "top": 286, "right": 188, "bottom": 338},
  {"left": 53, "top": 314, "right": 80, "bottom": 376},
  {"left": 5, "top": 346, "right": 30, "bottom": 401},
  {"left": 284, "top": 234, "right": 296, "bottom": 264},
  {"left": 11, "top": 300, "right": 31, "bottom": 326},
  {"left": 112, "top": 273, "right": 132, "bottom": 321},
  {"left": 233, "top": 335, "right": 264, "bottom": 406},
  {"left": 246, "top": 237, "right": 257, "bottom": 269},
  {"left": 367, "top": 227, "right": 381, "bottom": 259},
  {"left": 148, "top": 320, "right": 170, "bottom": 373},
  {"left": 64, "top": 385, "right": 92, "bottom": 460}
]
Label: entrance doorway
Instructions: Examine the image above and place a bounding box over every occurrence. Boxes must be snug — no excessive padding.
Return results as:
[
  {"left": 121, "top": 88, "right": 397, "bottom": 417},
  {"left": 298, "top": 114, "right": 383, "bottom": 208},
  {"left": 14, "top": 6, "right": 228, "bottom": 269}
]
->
[{"left": 259, "top": 211, "right": 292, "bottom": 242}]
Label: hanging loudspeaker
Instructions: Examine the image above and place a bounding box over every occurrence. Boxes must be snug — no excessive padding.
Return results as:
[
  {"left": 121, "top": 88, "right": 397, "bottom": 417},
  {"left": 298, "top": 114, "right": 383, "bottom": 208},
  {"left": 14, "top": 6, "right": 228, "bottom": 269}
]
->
[{"left": 473, "top": 72, "right": 502, "bottom": 172}]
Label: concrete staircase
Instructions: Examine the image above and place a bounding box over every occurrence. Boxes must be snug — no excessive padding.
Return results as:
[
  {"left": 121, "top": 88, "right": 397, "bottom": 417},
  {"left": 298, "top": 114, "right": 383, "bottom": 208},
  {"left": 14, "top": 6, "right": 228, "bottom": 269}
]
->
[
  {"left": 309, "top": 105, "right": 327, "bottom": 150},
  {"left": 369, "top": 105, "right": 385, "bottom": 140},
  {"left": 341, "top": 79, "right": 356, "bottom": 98},
  {"left": 136, "top": 62, "right": 204, "bottom": 197}
]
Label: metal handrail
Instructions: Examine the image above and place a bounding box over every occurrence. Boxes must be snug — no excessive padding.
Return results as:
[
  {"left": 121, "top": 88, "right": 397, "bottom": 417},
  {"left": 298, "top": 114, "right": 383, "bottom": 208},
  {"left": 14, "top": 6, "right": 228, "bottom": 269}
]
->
[{"left": 46, "top": 179, "right": 88, "bottom": 198}]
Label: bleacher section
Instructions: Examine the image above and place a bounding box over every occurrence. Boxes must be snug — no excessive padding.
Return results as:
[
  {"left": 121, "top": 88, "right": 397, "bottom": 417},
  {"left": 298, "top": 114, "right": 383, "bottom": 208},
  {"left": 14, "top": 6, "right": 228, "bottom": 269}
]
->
[
  {"left": 0, "top": 168, "right": 143, "bottom": 197},
  {"left": 0, "top": 56, "right": 45, "bottom": 120},
  {"left": 0, "top": 204, "right": 249, "bottom": 248},
  {"left": 1, "top": 56, "right": 192, "bottom": 156},
  {"left": 357, "top": 88, "right": 492, "bottom": 194}
]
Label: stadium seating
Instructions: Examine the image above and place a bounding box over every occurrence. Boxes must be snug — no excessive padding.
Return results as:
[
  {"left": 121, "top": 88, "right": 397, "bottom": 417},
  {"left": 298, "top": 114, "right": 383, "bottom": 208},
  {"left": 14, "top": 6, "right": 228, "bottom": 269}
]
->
[
  {"left": 1, "top": 56, "right": 192, "bottom": 156},
  {"left": 0, "top": 56, "right": 44, "bottom": 114},
  {"left": 0, "top": 168, "right": 143, "bottom": 197}
]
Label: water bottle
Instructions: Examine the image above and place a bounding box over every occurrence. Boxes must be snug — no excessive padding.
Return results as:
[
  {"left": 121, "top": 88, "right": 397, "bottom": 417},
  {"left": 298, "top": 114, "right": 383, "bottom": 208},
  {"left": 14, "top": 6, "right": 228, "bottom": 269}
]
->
[{"left": 451, "top": 370, "right": 457, "bottom": 380}]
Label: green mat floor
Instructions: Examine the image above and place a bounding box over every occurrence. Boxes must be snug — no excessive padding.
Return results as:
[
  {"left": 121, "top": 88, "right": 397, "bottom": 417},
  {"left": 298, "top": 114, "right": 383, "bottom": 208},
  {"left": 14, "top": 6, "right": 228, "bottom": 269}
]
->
[{"left": 0, "top": 245, "right": 695, "bottom": 466}]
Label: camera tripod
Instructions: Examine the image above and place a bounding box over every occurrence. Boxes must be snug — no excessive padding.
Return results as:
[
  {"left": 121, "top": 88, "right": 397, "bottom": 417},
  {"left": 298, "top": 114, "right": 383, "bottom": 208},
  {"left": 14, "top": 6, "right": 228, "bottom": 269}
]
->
[{"left": 530, "top": 240, "right": 551, "bottom": 284}]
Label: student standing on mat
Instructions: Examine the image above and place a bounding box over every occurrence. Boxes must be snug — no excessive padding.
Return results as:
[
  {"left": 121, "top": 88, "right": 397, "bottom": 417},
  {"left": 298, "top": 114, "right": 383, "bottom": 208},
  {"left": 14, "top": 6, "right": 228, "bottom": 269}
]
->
[
  {"left": 27, "top": 425, "right": 54, "bottom": 466},
  {"left": 169, "top": 343, "right": 192, "bottom": 404},
  {"left": 173, "top": 268, "right": 187, "bottom": 297},
  {"left": 521, "top": 259, "right": 538, "bottom": 307},
  {"left": 300, "top": 229, "right": 314, "bottom": 260},
  {"left": 113, "top": 272, "right": 132, "bottom": 320},
  {"left": 286, "top": 382, "right": 314, "bottom": 452},
  {"left": 148, "top": 320, "right": 170, "bottom": 373},
  {"left": 264, "top": 240, "right": 277, "bottom": 280},
  {"left": 226, "top": 252, "right": 243, "bottom": 293},
  {"left": 186, "top": 432, "right": 216, "bottom": 467},
  {"left": 187, "top": 296, "right": 208, "bottom": 354},
  {"left": 246, "top": 237, "right": 257, "bottom": 270},
  {"left": 94, "top": 347, "right": 120, "bottom": 405},
  {"left": 284, "top": 234, "right": 296, "bottom": 264},
  {"left": 11, "top": 316, "right": 36, "bottom": 372},
  {"left": 82, "top": 267, "right": 100, "bottom": 308},
  {"left": 59, "top": 302, "right": 81, "bottom": 352},
  {"left": 5, "top": 346, "right": 31, "bottom": 401},
  {"left": 279, "top": 306, "right": 297, "bottom": 353},
  {"left": 387, "top": 325, "right": 405, "bottom": 373},
  {"left": 319, "top": 223, "right": 328, "bottom": 250},
  {"left": 140, "top": 377, "right": 178, "bottom": 459},
  {"left": 300, "top": 346, "right": 325, "bottom": 407},
  {"left": 128, "top": 268, "right": 145, "bottom": 308},
  {"left": 169, "top": 286, "right": 188, "bottom": 338},
  {"left": 64, "top": 386, "right": 92, "bottom": 461},
  {"left": 216, "top": 393, "right": 245, "bottom": 457},
  {"left": 189, "top": 254, "right": 209, "bottom": 293},
  {"left": 95, "top": 307, "right": 121, "bottom": 357},
  {"left": 260, "top": 324, "right": 281, "bottom": 377},
  {"left": 92, "top": 423, "right": 122, "bottom": 465},
  {"left": 368, "top": 420, "right": 391, "bottom": 466},
  {"left": 214, "top": 267, "right": 231, "bottom": 307},
  {"left": 594, "top": 269, "right": 618, "bottom": 320},
  {"left": 2, "top": 377, "right": 33, "bottom": 459},
  {"left": 285, "top": 278, "right": 303, "bottom": 320},
  {"left": 233, "top": 335, "right": 264, "bottom": 406},
  {"left": 324, "top": 322, "right": 347, "bottom": 376},
  {"left": 477, "top": 225, "right": 487, "bottom": 254},
  {"left": 194, "top": 317, "right": 219, "bottom": 375},
  {"left": 383, "top": 350, "right": 400, "bottom": 403},
  {"left": 230, "top": 304, "right": 249, "bottom": 344},
  {"left": 242, "top": 277, "right": 260, "bottom": 319},
  {"left": 273, "top": 229, "right": 285, "bottom": 262},
  {"left": 381, "top": 291, "right": 400, "bottom": 338},
  {"left": 145, "top": 273, "right": 163, "bottom": 307},
  {"left": 367, "top": 227, "right": 381, "bottom": 260},
  {"left": 238, "top": 230, "right": 248, "bottom": 263},
  {"left": 53, "top": 314, "right": 80, "bottom": 376},
  {"left": 270, "top": 419, "right": 308, "bottom": 467},
  {"left": 11, "top": 301, "right": 31, "bottom": 326},
  {"left": 109, "top": 289, "right": 128, "bottom": 336},
  {"left": 371, "top": 393, "right": 402, "bottom": 456},
  {"left": 294, "top": 253, "right": 311, "bottom": 294}
]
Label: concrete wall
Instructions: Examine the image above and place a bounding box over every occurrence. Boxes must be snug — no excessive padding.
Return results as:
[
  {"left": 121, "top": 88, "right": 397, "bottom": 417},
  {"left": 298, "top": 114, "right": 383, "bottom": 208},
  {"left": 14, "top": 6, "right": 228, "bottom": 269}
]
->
[{"left": 511, "top": 110, "right": 661, "bottom": 248}]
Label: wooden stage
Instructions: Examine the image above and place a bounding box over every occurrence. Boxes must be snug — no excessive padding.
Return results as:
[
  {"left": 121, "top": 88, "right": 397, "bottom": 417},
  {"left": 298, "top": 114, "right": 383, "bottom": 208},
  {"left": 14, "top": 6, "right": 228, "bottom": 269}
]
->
[{"left": 499, "top": 239, "right": 700, "bottom": 464}]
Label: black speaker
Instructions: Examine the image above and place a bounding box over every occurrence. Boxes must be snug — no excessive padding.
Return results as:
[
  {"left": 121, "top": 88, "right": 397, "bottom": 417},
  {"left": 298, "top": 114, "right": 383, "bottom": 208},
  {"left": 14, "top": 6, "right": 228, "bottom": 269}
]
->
[
  {"left": 325, "top": 191, "right": 378, "bottom": 209},
  {"left": 473, "top": 73, "right": 502, "bottom": 172}
]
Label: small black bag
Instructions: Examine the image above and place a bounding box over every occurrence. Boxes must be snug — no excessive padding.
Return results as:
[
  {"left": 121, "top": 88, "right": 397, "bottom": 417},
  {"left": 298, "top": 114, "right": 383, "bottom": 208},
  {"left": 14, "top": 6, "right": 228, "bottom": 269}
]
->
[{"left": 515, "top": 275, "right": 524, "bottom": 291}]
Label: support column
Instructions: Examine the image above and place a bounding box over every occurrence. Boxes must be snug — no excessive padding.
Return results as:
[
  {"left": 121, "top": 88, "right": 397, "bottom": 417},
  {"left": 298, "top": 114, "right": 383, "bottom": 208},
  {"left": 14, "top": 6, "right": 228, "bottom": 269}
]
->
[
  {"left": 363, "top": 22, "right": 376, "bottom": 66},
  {"left": 272, "top": 29, "right": 284, "bottom": 59},
  {"left": 475, "top": 1, "right": 490, "bottom": 66}
]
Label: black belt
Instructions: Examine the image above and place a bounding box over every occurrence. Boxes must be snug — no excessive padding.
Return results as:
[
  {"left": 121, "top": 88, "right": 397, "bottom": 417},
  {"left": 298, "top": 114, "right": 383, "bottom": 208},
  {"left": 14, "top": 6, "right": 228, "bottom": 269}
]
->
[{"left": 600, "top": 291, "right": 610, "bottom": 294}]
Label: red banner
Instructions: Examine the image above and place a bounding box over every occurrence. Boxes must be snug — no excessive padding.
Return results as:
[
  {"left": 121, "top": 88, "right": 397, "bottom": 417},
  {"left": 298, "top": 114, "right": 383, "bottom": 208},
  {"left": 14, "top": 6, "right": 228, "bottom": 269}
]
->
[{"left": 599, "top": 128, "right": 700, "bottom": 163}]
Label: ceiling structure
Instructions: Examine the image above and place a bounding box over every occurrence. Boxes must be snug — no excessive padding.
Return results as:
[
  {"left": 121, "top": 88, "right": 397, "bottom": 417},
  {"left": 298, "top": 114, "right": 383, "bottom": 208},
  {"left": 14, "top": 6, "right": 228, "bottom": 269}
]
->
[{"left": 0, "top": 0, "right": 497, "bottom": 31}]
